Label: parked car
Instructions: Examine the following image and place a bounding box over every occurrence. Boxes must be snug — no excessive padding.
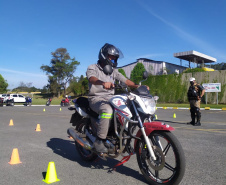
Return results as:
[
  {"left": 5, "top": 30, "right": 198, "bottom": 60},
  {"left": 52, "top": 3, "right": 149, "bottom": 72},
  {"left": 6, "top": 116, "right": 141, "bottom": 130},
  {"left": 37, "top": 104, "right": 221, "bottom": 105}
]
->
[
  {"left": 0, "top": 94, "right": 7, "bottom": 101},
  {"left": 4, "top": 94, "right": 26, "bottom": 103},
  {"left": 0, "top": 94, "right": 6, "bottom": 98},
  {"left": 3, "top": 94, "right": 11, "bottom": 102}
]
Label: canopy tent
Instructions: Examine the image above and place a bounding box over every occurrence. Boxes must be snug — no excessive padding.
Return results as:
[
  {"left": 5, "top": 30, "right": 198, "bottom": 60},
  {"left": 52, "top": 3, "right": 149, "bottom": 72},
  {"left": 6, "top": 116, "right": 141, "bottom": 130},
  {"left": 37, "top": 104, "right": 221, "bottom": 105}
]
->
[{"left": 174, "top": 50, "right": 217, "bottom": 68}]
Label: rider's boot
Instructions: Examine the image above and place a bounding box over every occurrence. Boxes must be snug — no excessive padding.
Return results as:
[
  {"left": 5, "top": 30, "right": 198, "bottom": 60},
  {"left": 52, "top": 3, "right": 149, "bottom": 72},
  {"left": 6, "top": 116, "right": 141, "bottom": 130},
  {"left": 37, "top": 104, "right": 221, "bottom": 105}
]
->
[
  {"left": 93, "top": 137, "right": 108, "bottom": 153},
  {"left": 194, "top": 112, "right": 201, "bottom": 126},
  {"left": 188, "top": 115, "right": 195, "bottom": 125}
]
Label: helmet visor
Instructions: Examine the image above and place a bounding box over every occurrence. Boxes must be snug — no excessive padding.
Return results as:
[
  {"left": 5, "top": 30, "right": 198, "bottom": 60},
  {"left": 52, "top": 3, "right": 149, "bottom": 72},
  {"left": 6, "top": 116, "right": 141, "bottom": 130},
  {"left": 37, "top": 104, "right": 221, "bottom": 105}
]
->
[{"left": 107, "top": 46, "right": 124, "bottom": 59}]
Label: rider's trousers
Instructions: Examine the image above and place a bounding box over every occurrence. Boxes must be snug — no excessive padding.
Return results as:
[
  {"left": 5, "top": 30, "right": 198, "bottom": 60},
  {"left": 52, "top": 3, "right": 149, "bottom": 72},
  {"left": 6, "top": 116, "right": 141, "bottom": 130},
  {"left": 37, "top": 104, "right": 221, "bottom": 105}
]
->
[{"left": 88, "top": 96, "right": 113, "bottom": 139}]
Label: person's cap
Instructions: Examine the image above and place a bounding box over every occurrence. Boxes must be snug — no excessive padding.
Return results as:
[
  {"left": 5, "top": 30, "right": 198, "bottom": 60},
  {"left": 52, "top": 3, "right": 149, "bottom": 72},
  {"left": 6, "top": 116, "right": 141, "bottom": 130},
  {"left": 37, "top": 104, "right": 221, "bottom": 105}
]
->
[{"left": 189, "top": 77, "right": 195, "bottom": 81}]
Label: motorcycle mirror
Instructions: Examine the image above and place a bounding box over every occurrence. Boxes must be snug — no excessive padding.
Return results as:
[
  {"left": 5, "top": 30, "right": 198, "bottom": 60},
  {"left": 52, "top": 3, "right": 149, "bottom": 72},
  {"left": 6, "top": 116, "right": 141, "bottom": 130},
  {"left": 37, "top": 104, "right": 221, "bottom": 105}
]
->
[
  {"left": 154, "top": 96, "right": 159, "bottom": 101},
  {"left": 143, "top": 71, "right": 148, "bottom": 79}
]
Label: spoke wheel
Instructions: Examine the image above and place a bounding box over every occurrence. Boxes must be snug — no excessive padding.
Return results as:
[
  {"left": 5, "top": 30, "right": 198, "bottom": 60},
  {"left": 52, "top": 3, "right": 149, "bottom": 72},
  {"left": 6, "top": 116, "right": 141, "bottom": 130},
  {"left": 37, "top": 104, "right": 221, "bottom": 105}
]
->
[{"left": 136, "top": 131, "right": 185, "bottom": 185}]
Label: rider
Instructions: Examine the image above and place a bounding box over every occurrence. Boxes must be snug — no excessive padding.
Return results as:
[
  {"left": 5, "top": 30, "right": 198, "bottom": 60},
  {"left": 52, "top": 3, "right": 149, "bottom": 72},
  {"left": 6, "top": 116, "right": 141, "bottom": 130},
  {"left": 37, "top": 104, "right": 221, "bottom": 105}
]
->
[
  {"left": 65, "top": 95, "right": 69, "bottom": 104},
  {"left": 86, "top": 43, "right": 148, "bottom": 153}
]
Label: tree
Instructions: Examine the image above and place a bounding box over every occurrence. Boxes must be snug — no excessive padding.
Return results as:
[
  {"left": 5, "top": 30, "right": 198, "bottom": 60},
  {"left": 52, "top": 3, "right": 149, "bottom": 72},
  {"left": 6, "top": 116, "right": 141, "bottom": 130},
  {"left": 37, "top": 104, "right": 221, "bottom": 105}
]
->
[
  {"left": 118, "top": 68, "right": 127, "bottom": 78},
  {"left": 206, "top": 62, "right": 226, "bottom": 70},
  {"left": 12, "top": 82, "right": 41, "bottom": 93},
  {"left": 69, "top": 75, "right": 89, "bottom": 96},
  {"left": 0, "top": 74, "right": 8, "bottom": 93},
  {"left": 40, "top": 48, "right": 80, "bottom": 97},
  {"left": 130, "top": 63, "right": 146, "bottom": 84}
]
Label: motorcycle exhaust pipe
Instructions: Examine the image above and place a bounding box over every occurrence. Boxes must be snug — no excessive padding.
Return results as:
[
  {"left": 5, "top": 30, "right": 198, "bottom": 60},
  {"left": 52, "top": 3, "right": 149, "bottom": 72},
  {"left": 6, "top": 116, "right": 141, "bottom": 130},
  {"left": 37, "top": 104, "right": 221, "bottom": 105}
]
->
[{"left": 67, "top": 127, "right": 93, "bottom": 150}]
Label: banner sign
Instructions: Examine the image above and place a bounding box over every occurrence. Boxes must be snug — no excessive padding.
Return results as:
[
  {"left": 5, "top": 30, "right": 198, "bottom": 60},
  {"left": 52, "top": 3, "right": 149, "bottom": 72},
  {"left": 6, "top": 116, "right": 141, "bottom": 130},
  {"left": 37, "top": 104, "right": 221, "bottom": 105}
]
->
[{"left": 202, "top": 83, "right": 221, "bottom": 92}]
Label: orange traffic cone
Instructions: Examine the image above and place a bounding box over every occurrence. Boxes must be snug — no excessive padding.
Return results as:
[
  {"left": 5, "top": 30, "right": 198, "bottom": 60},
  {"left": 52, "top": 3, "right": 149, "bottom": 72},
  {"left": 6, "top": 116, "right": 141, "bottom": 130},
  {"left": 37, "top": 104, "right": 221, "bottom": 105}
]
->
[
  {"left": 43, "top": 161, "right": 60, "bottom": 184},
  {"left": 8, "top": 148, "right": 22, "bottom": 165},
  {"left": 9, "top": 119, "right": 14, "bottom": 126},
  {"left": 35, "top": 124, "right": 41, "bottom": 131}
]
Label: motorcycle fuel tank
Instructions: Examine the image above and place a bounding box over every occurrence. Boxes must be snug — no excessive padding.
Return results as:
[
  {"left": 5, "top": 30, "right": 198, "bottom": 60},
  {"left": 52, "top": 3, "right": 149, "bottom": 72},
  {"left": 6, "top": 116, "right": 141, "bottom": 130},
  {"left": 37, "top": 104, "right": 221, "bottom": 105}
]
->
[{"left": 109, "top": 95, "right": 132, "bottom": 118}]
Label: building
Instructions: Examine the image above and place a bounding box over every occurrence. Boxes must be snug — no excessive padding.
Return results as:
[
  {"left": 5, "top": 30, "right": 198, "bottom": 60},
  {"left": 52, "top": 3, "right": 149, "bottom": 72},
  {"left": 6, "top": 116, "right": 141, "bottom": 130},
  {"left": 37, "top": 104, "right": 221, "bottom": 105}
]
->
[{"left": 117, "top": 58, "right": 187, "bottom": 79}]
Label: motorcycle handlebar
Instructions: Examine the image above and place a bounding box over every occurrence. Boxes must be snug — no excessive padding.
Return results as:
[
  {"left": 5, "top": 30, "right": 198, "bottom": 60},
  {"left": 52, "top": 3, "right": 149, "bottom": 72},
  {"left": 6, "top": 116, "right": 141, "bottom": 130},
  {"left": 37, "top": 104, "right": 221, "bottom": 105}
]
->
[{"left": 68, "top": 107, "right": 76, "bottom": 111}]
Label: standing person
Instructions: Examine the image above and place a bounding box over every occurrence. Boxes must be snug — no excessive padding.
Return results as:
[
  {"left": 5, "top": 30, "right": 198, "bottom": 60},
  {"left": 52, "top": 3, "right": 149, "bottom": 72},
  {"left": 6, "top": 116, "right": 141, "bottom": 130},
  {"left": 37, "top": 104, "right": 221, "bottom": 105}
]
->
[
  {"left": 86, "top": 43, "right": 148, "bottom": 153},
  {"left": 187, "top": 77, "right": 205, "bottom": 126}
]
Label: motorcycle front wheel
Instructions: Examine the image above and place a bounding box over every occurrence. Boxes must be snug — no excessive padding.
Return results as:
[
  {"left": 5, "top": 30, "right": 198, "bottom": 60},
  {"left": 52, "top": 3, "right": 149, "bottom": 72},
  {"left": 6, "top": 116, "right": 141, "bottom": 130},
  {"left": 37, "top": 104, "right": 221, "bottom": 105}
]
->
[
  {"left": 136, "top": 131, "right": 185, "bottom": 185},
  {"left": 75, "top": 119, "right": 98, "bottom": 161}
]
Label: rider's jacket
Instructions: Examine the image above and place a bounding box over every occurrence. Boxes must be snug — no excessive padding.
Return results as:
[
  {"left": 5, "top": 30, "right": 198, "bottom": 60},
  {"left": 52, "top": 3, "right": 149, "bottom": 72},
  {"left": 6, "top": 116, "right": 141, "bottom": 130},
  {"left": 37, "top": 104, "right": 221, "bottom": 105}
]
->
[
  {"left": 86, "top": 63, "right": 127, "bottom": 97},
  {"left": 187, "top": 83, "right": 204, "bottom": 101}
]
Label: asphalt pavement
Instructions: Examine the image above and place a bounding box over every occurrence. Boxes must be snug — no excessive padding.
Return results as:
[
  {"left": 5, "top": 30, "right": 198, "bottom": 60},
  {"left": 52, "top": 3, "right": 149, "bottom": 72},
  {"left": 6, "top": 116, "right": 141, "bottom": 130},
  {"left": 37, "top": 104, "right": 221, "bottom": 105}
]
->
[{"left": 0, "top": 106, "right": 225, "bottom": 185}]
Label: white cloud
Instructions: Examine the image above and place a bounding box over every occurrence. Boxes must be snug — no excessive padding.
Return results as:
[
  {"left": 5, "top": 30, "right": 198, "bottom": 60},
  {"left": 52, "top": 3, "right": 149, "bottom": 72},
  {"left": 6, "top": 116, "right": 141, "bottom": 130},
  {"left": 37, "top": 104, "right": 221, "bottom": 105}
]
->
[
  {"left": 0, "top": 68, "right": 46, "bottom": 77},
  {"left": 136, "top": 1, "right": 226, "bottom": 61},
  {"left": 0, "top": 68, "right": 48, "bottom": 90}
]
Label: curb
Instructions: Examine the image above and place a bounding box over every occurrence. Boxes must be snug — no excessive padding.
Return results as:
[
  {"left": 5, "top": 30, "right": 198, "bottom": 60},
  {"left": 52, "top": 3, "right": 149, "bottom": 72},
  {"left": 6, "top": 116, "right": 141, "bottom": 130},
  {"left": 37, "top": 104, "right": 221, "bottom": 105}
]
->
[
  {"left": 157, "top": 107, "right": 224, "bottom": 111},
  {"left": 1, "top": 105, "right": 61, "bottom": 107}
]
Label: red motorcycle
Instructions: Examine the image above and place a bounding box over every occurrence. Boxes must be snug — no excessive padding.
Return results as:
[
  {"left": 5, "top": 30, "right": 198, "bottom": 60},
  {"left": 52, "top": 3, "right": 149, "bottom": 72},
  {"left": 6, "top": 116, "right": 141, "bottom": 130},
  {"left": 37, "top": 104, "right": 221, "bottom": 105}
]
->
[
  {"left": 68, "top": 72, "right": 185, "bottom": 185},
  {"left": 61, "top": 97, "right": 70, "bottom": 107}
]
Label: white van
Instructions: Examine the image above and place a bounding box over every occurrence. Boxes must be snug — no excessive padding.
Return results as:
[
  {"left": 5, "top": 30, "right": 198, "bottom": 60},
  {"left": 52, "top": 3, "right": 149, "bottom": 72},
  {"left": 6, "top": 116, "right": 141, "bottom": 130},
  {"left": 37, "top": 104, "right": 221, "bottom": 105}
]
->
[
  {"left": 0, "top": 94, "right": 7, "bottom": 99},
  {"left": 4, "top": 94, "right": 26, "bottom": 103}
]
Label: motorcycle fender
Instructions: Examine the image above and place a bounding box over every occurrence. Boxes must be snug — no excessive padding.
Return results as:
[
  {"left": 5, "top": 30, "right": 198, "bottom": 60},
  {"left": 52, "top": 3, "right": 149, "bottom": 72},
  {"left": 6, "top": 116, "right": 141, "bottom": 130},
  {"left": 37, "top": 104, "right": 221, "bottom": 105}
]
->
[{"left": 134, "top": 122, "right": 174, "bottom": 149}]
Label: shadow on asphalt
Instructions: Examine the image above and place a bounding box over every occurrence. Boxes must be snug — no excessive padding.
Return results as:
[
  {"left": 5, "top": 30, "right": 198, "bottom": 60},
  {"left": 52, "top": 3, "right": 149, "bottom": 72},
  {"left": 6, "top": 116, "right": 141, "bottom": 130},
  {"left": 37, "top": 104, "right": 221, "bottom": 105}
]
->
[{"left": 46, "top": 138, "right": 147, "bottom": 184}]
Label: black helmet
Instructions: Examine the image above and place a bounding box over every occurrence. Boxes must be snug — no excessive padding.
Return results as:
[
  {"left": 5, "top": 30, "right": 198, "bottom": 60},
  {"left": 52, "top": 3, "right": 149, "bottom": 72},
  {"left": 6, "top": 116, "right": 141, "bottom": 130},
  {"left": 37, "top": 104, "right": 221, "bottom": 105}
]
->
[{"left": 98, "top": 43, "right": 123, "bottom": 68}]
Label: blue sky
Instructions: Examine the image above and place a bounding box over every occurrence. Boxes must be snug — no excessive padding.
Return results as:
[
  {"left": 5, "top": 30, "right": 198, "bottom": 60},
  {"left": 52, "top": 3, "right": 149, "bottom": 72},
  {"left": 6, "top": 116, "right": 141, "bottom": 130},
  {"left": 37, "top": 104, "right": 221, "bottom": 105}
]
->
[{"left": 0, "top": 0, "right": 225, "bottom": 90}]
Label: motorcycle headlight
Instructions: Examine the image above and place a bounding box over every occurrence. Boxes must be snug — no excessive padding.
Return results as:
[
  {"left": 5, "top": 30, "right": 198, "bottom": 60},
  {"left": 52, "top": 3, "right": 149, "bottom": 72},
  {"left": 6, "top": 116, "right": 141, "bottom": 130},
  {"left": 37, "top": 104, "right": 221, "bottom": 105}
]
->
[{"left": 141, "top": 97, "right": 156, "bottom": 115}]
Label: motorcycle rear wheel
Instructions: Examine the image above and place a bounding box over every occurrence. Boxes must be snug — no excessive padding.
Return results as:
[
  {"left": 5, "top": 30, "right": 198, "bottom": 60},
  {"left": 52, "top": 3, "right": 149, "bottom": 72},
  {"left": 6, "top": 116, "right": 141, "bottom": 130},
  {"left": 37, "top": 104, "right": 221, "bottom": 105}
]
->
[
  {"left": 136, "top": 131, "right": 185, "bottom": 185},
  {"left": 75, "top": 120, "right": 98, "bottom": 161}
]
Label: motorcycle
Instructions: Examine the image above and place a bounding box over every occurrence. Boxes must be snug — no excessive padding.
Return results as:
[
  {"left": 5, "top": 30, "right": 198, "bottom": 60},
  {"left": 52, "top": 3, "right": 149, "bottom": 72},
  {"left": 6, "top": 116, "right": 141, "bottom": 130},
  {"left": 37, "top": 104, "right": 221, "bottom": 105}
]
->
[
  {"left": 46, "top": 98, "right": 52, "bottom": 106},
  {"left": 6, "top": 98, "right": 14, "bottom": 106},
  {"left": 61, "top": 98, "right": 70, "bottom": 107},
  {"left": 25, "top": 97, "right": 32, "bottom": 106},
  {"left": 67, "top": 72, "right": 185, "bottom": 185}
]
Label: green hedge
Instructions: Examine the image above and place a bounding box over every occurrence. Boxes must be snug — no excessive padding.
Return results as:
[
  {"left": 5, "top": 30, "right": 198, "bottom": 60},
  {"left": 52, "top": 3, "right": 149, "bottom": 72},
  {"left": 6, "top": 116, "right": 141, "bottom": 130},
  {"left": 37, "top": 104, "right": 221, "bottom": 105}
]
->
[{"left": 143, "top": 74, "right": 188, "bottom": 103}]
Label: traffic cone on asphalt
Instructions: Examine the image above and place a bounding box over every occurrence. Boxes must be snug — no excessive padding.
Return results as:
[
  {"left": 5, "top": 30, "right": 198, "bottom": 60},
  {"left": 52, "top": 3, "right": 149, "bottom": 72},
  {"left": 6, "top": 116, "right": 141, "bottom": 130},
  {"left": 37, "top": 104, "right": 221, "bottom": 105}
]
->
[
  {"left": 43, "top": 161, "right": 60, "bottom": 184},
  {"left": 43, "top": 108, "right": 46, "bottom": 112},
  {"left": 60, "top": 108, "right": 62, "bottom": 111},
  {"left": 155, "top": 115, "right": 158, "bottom": 120},
  {"left": 173, "top": 113, "right": 176, "bottom": 118},
  {"left": 9, "top": 119, "right": 14, "bottom": 126},
  {"left": 35, "top": 124, "right": 41, "bottom": 132},
  {"left": 8, "top": 148, "right": 22, "bottom": 165}
]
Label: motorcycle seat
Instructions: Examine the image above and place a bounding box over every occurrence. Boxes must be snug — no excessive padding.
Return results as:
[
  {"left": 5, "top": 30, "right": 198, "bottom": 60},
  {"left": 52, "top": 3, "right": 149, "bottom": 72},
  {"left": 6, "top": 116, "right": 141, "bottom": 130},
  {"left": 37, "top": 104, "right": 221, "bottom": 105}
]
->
[{"left": 76, "top": 97, "right": 99, "bottom": 118}]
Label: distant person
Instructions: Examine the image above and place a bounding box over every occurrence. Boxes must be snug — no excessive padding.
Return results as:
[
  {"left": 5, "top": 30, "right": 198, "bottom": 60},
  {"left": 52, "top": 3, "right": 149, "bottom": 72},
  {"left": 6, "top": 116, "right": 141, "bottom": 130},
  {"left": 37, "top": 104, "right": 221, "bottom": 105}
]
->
[
  {"left": 65, "top": 95, "right": 69, "bottom": 103},
  {"left": 187, "top": 77, "right": 205, "bottom": 126}
]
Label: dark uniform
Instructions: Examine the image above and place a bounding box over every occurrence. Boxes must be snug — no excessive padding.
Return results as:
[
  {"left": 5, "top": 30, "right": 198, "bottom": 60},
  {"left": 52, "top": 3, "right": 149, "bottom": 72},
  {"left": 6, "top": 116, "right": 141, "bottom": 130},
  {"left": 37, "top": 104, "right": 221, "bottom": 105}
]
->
[{"left": 187, "top": 82, "right": 205, "bottom": 126}]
